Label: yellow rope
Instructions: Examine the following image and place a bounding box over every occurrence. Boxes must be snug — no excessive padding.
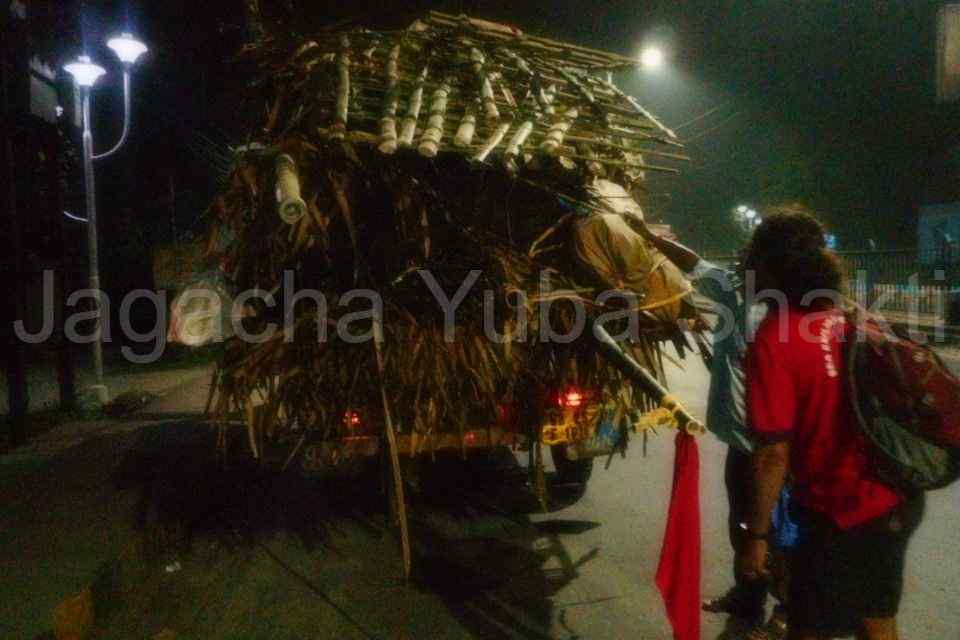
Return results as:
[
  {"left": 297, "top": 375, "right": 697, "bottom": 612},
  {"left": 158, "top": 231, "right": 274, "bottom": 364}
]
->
[{"left": 635, "top": 394, "right": 705, "bottom": 435}]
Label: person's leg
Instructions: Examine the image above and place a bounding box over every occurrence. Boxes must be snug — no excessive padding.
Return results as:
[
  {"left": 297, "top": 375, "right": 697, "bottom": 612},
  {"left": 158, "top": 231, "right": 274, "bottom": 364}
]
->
[
  {"left": 744, "top": 547, "right": 789, "bottom": 639},
  {"left": 853, "top": 496, "right": 924, "bottom": 640},
  {"left": 768, "top": 547, "right": 789, "bottom": 607},
  {"left": 704, "top": 446, "right": 766, "bottom": 619},
  {"left": 725, "top": 446, "right": 747, "bottom": 556},
  {"left": 787, "top": 509, "right": 855, "bottom": 638},
  {"left": 726, "top": 447, "right": 768, "bottom": 612},
  {"left": 836, "top": 495, "right": 924, "bottom": 640}
]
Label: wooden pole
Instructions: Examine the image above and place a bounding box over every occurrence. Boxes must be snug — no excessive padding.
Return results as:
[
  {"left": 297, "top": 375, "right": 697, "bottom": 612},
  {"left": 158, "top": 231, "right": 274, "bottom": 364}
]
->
[
  {"left": 372, "top": 319, "right": 412, "bottom": 580},
  {"left": 275, "top": 154, "right": 307, "bottom": 224},
  {"left": 540, "top": 107, "right": 577, "bottom": 154},
  {"left": 504, "top": 119, "right": 534, "bottom": 158},
  {"left": 473, "top": 120, "right": 510, "bottom": 162},
  {"left": 453, "top": 99, "right": 478, "bottom": 147},
  {"left": 399, "top": 65, "right": 428, "bottom": 147},
  {"left": 418, "top": 78, "right": 451, "bottom": 157},
  {"left": 592, "top": 322, "right": 703, "bottom": 434},
  {"left": 330, "top": 35, "right": 351, "bottom": 140},
  {"left": 377, "top": 44, "right": 401, "bottom": 154},
  {"left": 472, "top": 48, "right": 499, "bottom": 122}
]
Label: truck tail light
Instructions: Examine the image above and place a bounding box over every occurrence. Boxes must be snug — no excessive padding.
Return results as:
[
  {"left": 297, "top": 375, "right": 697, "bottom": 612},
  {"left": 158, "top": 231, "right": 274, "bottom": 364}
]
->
[
  {"left": 344, "top": 410, "right": 362, "bottom": 428},
  {"left": 558, "top": 388, "right": 585, "bottom": 408}
]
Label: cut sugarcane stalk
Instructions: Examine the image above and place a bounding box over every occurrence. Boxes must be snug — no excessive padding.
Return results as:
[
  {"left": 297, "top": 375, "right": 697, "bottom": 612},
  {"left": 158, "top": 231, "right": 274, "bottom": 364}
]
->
[
  {"left": 399, "top": 65, "right": 429, "bottom": 147},
  {"left": 378, "top": 44, "right": 401, "bottom": 154},
  {"left": 330, "top": 35, "right": 351, "bottom": 140},
  {"left": 540, "top": 107, "right": 577, "bottom": 154},
  {"left": 418, "top": 78, "right": 452, "bottom": 157},
  {"left": 474, "top": 120, "right": 511, "bottom": 162},
  {"left": 472, "top": 48, "right": 499, "bottom": 122},
  {"left": 275, "top": 154, "right": 307, "bottom": 224},
  {"left": 505, "top": 119, "right": 534, "bottom": 158},
  {"left": 453, "top": 99, "right": 479, "bottom": 147},
  {"left": 539, "top": 83, "right": 557, "bottom": 115}
]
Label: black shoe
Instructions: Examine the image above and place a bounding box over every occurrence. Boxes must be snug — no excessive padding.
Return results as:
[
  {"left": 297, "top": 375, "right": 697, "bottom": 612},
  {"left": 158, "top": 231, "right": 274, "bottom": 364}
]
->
[{"left": 702, "top": 589, "right": 765, "bottom": 625}]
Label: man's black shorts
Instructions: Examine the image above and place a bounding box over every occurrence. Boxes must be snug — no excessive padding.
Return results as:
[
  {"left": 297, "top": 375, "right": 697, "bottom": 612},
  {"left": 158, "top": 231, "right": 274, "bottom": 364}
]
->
[{"left": 788, "top": 494, "right": 925, "bottom": 634}]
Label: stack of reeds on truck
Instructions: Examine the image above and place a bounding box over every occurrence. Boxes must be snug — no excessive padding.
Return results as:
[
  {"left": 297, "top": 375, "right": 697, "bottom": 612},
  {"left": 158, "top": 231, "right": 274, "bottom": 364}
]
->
[{"left": 188, "top": 13, "right": 702, "bottom": 503}]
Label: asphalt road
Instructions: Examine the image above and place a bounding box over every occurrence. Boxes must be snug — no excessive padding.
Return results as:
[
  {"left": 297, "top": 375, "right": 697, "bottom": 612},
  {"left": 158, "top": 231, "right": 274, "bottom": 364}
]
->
[{"left": 3, "top": 347, "right": 959, "bottom": 639}]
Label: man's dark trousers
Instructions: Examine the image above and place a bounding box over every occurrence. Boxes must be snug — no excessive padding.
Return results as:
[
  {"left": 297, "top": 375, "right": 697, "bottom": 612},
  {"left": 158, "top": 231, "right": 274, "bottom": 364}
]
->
[{"left": 724, "top": 446, "right": 768, "bottom": 614}]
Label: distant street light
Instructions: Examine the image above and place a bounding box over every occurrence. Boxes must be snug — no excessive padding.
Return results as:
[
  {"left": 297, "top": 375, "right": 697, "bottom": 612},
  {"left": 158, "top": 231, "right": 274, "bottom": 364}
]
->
[
  {"left": 641, "top": 46, "right": 664, "bottom": 70},
  {"left": 63, "top": 32, "right": 148, "bottom": 405},
  {"left": 733, "top": 205, "right": 761, "bottom": 233}
]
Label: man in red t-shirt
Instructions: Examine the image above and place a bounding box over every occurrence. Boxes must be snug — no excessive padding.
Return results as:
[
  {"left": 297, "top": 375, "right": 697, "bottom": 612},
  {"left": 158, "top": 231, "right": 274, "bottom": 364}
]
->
[{"left": 737, "top": 210, "right": 924, "bottom": 640}]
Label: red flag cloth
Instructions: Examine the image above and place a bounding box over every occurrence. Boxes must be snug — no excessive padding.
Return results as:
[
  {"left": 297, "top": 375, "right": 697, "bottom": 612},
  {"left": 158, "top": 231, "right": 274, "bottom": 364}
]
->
[{"left": 656, "top": 431, "right": 701, "bottom": 640}]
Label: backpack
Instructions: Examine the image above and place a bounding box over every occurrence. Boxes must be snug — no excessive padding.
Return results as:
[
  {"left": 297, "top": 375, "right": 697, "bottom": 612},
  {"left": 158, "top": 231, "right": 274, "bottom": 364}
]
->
[{"left": 845, "top": 309, "right": 960, "bottom": 491}]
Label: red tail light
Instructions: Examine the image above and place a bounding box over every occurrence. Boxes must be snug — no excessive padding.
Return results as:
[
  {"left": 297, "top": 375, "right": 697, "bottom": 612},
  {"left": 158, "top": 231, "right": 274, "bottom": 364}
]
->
[
  {"left": 344, "top": 411, "right": 362, "bottom": 428},
  {"left": 558, "top": 388, "right": 584, "bottom": 408}
]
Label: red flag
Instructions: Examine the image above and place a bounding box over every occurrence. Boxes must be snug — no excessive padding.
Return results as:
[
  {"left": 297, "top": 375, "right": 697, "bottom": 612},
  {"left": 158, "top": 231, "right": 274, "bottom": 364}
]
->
[{"left": 656, "top": 432, "right": 701, "bottom": 640}]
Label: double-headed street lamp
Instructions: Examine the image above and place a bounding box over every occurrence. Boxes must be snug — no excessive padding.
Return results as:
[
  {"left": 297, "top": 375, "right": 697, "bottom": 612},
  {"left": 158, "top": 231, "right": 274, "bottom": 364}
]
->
[{"left": 63, "top": 33, "right": 148, "bottom": 404}]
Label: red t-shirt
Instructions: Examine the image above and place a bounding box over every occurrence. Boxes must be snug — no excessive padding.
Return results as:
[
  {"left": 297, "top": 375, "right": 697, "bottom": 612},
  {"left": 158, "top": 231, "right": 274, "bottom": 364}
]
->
[{"left": 746, "top": 306, "right": 901, "bottom": 529}]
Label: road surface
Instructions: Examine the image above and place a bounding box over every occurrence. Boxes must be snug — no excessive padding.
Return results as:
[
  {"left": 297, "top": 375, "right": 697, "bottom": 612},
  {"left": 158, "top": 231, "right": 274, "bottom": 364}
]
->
[{"left": 1, "top": 346, "right": 958, "bottom": 639}]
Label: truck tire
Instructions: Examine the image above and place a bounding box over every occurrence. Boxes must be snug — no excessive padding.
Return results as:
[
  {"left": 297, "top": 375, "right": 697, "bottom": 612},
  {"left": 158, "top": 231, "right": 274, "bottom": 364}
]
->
[{"left": 550, "top": 444, "right": 593, "bottom": 486}]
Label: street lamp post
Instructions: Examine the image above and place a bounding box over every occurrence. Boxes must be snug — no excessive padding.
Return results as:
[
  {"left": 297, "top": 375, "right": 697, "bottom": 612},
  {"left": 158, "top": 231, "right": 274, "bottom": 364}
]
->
[{"left": 63, "top": 33, "right": 147, "bottom": 404}]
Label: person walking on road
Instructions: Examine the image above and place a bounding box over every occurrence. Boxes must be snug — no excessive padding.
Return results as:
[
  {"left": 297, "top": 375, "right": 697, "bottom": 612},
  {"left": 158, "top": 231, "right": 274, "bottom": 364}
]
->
[
  {"left": 738, "top": 209, "right": 924, "bottom": 640},
  {"left": 636, "top": 222, "right": 782, "bottom": 632}
]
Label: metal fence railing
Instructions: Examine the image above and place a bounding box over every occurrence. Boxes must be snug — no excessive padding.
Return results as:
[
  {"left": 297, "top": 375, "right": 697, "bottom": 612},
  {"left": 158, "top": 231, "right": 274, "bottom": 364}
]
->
[{"left": 703, "top": 250, "right": 960, "bottom": 322}]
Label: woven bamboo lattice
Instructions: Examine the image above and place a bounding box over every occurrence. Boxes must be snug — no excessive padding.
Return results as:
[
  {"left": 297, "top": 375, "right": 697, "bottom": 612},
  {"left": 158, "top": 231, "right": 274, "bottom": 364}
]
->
[{"left": 196, "top": 12, "right": 699, "bottom": 468}]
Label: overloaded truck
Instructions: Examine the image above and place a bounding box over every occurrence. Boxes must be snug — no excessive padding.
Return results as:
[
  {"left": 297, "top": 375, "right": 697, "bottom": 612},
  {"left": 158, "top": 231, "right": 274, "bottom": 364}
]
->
[{"left": 170, "top": 12, "right": 707, "bottom": 505}]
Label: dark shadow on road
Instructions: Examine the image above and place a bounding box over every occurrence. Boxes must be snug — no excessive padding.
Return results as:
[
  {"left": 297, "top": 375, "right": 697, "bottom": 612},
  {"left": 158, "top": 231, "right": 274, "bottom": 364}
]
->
[
  {"left": 112, "top": 420, "right": 385, "bottom": 553},
  {"left": 92, "top": 429, "right": 599, "bottom": 638},
  {"left": 99, "top": 420, "right": 388, "bottom": 638},
  {"left": 409, "top": 446, "right": 601, "bottom": 639}
]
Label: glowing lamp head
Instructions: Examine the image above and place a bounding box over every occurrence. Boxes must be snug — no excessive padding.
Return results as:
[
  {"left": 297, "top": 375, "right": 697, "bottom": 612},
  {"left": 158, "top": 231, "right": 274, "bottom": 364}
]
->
[
  {"left": 745, "top": 209, "right": 757, "bottom": 220},
  {"left": 63, "top": 55, "right": 106, "bottom": 88},
  {"left": 736, "top": 205, "right": 749, "bottom": 215},
  {"left": 641, "top": 47, "right": 664, "bottom": 70},
  {"left": 107, "top": 33, "right": 148, "bottom": 65}
]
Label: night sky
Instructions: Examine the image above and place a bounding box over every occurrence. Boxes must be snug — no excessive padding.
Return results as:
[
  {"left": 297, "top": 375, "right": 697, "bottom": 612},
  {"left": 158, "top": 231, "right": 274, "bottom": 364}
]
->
[{"left": 40, "top": 0, "right": 959, "bottom": 259}]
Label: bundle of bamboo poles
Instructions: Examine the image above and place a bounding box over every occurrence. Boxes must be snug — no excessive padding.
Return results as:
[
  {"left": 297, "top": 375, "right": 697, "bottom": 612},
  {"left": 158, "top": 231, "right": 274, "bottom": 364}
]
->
[
  {"left": 197, "top": 14, "right": 699, "bottom": 468},
  {"left": 243, "top": 11, "right": 688, "bottom": 183}
]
